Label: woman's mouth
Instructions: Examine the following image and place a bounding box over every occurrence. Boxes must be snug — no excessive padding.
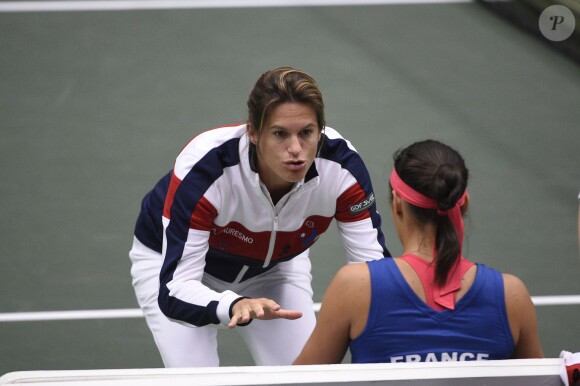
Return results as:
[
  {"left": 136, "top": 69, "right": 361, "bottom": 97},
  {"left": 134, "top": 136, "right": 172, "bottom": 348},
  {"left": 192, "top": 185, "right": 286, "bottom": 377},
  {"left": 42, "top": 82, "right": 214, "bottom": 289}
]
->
[{"left": 285, "top": 160, "right": 306, "bottom": 170}]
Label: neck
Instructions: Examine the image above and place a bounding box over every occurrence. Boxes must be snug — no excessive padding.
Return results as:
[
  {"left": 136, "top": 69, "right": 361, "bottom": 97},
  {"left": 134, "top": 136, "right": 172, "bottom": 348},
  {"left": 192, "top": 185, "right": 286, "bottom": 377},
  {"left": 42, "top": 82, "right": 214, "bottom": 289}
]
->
[
  {"left": 403, "top": 248, "right": 434, "bottom": 262},
  {"left": 269, "top": 187, "right": 292, "bottom": 205},
  {"left": 259, "top": 171, "right": 294, "bottom": 205},
  {"left": 400, "top": 228, "right": 436, "bottom": 263}
]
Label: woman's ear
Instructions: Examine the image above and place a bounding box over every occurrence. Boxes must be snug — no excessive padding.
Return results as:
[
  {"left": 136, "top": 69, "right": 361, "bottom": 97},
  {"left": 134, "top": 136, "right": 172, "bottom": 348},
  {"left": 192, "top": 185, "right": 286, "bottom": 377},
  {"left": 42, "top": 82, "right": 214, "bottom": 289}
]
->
[
  {"left": 247, "top": 123, "right": 258, "bottom": 145},
  {"left": 461, "top": 192, "right": 470, "bottom": 215},
  {"left": 392, "top": 190, "right": 404, "bottom": 217}
]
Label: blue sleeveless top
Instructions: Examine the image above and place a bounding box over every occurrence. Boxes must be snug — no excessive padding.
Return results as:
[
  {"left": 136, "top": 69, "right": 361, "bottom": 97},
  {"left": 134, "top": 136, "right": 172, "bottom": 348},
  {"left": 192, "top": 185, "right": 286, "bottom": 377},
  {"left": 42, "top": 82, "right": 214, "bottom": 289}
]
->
[{"left": 349, "top": 258, "right": 514, "bottom": 363}]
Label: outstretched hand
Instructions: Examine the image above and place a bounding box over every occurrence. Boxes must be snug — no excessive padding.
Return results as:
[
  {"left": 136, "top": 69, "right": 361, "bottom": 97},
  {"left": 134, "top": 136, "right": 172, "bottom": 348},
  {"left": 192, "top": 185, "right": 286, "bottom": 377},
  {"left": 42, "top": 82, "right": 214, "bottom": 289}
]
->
[{"left": 228, "top": 298, "right": 302, "bottom": 329}]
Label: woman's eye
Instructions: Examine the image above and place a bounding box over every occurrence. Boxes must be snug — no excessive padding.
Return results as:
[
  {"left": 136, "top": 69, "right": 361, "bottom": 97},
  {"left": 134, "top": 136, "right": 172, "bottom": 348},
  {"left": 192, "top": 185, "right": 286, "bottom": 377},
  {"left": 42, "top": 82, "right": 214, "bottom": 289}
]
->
[
  {"left": 301, "top": 129, "right": 313, "bottom": 138},
  {"left": 274, "top": 131, "right": 287, "bottom": 138}
]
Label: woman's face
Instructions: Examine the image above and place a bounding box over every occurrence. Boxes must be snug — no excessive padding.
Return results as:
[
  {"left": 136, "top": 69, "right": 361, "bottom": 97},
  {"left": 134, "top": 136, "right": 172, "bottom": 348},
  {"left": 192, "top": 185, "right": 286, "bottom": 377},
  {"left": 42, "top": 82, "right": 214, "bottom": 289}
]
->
[{"left": 249, "top": 102, "right": 321, "bottom": 195}]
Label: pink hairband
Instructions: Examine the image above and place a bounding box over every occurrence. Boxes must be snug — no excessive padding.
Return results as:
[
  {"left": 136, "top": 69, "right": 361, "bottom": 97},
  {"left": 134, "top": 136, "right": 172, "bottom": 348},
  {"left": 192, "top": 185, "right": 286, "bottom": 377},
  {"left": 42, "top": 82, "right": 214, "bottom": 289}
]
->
[
  {"left": 390, "top": 168, "right": 468, "bottom": 310},
  {"left": 389, "top": 168, "right": 467, "bottom": 250}
]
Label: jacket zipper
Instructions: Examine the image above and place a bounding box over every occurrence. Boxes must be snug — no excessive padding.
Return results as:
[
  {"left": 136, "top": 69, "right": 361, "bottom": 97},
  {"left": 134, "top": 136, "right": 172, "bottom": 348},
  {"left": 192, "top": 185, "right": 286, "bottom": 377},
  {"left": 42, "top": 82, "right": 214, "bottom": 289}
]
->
[{"left": 263, "top": 215, "right": 278, "bottom": 268}]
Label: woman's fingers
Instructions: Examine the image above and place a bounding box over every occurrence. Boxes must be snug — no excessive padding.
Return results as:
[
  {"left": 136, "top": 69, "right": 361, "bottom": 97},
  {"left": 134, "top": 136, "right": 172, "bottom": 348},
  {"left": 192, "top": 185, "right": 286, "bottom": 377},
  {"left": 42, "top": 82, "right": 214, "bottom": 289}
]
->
[
  {"left": 228, "top": 298, "right": 303, "bottom": 328},
  {"left": 274, "top": 309, "right": 303, "bottom": 320}
]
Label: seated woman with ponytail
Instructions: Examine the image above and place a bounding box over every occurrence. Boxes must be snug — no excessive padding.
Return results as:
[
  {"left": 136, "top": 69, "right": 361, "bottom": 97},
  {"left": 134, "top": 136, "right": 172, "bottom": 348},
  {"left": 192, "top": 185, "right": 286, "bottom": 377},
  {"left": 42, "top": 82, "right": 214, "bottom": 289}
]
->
[{"left": 293, "top": 139, "right": 543, "bottom": 364}]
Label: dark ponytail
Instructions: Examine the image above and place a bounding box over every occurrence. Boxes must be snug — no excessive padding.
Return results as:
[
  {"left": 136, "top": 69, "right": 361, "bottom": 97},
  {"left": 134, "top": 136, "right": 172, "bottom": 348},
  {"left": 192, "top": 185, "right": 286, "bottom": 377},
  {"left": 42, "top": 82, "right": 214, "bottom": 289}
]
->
[{"left": 393, "top": 140, "right": 468, "bottom": 286}]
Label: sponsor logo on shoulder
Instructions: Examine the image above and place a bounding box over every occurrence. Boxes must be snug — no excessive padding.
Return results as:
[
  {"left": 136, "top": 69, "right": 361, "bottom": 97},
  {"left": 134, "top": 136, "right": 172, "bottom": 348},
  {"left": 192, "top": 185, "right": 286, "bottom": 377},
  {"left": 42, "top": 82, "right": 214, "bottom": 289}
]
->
[{"left": 349, "top": 192, "right": 375, "bottom": 215}]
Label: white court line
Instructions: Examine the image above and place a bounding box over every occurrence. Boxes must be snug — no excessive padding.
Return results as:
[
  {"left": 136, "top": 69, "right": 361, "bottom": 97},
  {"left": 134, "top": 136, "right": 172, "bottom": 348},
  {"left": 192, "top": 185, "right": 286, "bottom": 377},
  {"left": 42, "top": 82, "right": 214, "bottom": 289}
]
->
[
  {"left": 0, "top": 296, "right": 578, "bottom": 322},
  {"left": 0, "top": 0, "right": 472, "bottom": 13}
]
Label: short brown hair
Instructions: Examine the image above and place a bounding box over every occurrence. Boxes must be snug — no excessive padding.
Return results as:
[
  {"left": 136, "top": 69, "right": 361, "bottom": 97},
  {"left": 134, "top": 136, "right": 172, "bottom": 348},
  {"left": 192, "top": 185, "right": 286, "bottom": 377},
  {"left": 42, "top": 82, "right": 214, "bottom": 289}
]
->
[{"left": 247, "top": 67, "right": 325, "bottom": 135}]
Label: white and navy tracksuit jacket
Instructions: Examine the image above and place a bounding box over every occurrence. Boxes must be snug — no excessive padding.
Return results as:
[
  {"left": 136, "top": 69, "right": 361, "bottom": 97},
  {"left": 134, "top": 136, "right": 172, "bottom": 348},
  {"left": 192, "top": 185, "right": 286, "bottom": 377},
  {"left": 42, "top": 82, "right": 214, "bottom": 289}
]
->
[{"left": 134, "top": 123, "right": 390, "bottom": 328}]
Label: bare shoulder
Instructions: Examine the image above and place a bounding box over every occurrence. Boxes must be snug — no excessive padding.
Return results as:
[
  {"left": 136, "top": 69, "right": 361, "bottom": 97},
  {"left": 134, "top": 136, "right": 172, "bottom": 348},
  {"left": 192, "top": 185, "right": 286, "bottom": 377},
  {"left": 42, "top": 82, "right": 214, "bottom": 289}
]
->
[
  {"left": 327, "top": 262, "right": 372, "bottom": 340},
  {"left": 326, "top": 262, "right": 371, "bottom": 306},
  {"left": 502, "top": 273, "right": 531, "bottom": 300},
  {"left": 503, "top": 273, "right": 535, "bottom": 313},
  {"left": 502, "top": 273, "right": 544, "bottom": 358},
  {"left": 336, "top": 261, "right": 370, "bottom": 277}
]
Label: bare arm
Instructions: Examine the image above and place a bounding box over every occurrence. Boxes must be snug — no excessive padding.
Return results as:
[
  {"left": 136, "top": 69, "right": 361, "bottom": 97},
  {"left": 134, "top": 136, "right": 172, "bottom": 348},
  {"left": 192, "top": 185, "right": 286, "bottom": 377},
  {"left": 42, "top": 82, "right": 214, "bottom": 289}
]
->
[
  {"left": 503, "top": 273, "right": 544, "bottom": 358},
  {"left": 293, "top": 263, "right": 370, "bottom": 365}
]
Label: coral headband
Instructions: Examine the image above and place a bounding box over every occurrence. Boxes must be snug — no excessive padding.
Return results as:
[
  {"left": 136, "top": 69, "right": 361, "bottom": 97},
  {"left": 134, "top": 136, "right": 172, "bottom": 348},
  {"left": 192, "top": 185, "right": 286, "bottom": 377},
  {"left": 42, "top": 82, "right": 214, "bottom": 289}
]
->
[
  {"left": 390, "top": 168, "right": 467, "bottom": 251},
  {"left": 390, "top": 168, "right": 468, "bottom": 310}
]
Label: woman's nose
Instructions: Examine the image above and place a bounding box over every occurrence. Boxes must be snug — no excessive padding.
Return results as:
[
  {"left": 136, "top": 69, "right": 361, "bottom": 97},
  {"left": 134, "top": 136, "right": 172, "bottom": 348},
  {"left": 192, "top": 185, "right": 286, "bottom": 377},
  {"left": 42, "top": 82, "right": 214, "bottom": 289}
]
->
[{"left": 287, "top": 136, "right": 301, "bottom": 154}]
